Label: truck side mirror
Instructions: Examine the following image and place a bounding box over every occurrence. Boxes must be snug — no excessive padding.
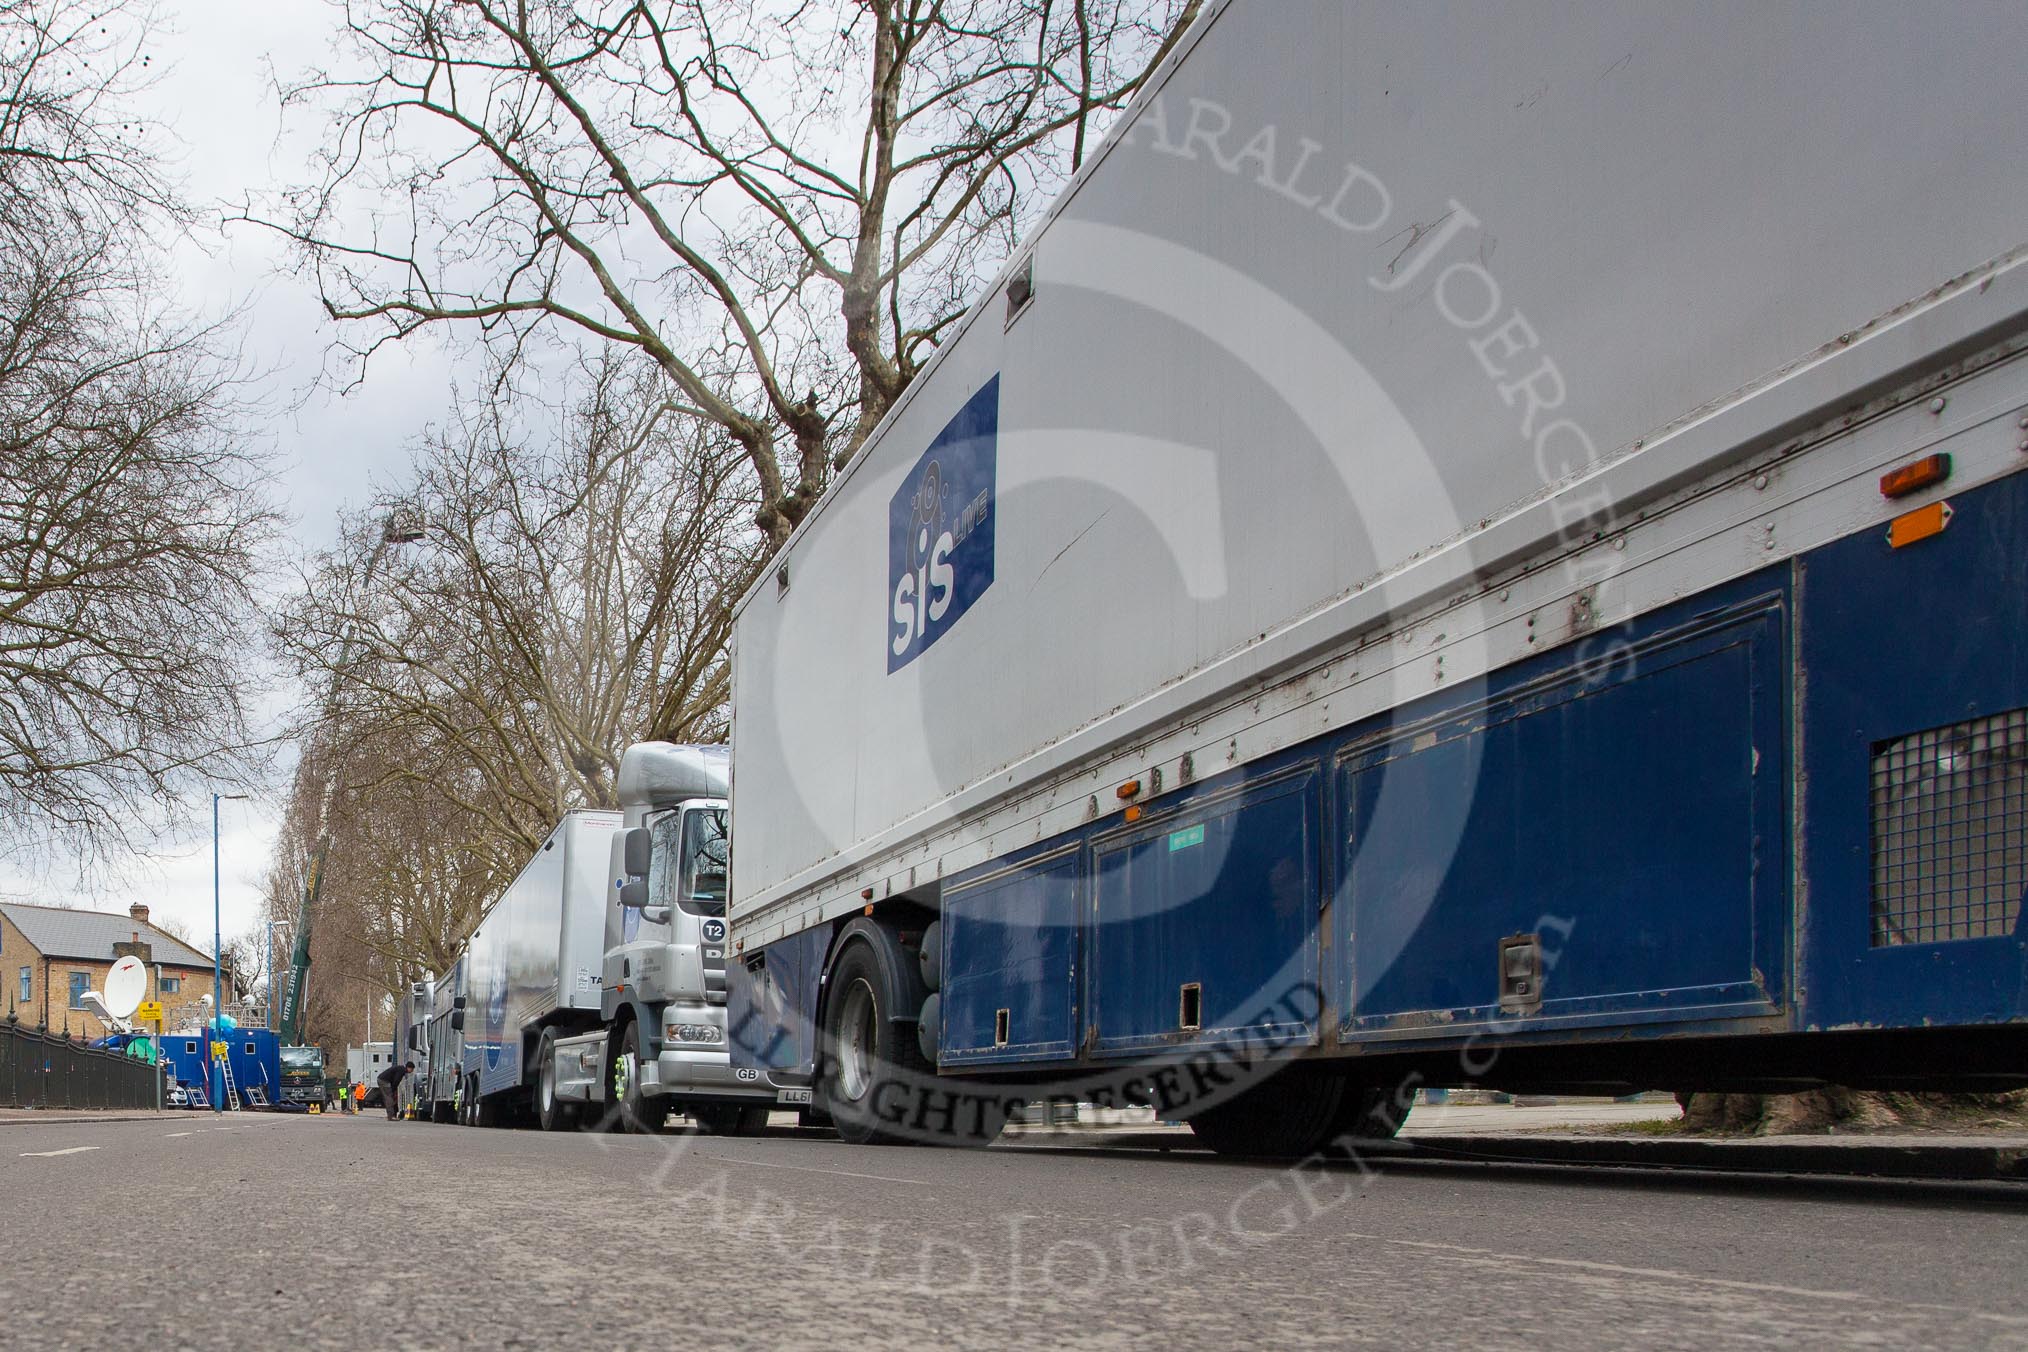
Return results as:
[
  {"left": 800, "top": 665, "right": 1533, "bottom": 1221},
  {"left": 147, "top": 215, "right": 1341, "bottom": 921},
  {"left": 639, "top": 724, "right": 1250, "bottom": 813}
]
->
[
  {"left": 450, "top": 1010, "right": 465, "bottom": 1032},
  {"left": 452, "top": 995, "right": 467, "bottom": 1010},
  {"left": 618, "top": 878, "right": 648, "bottom": 908},
  {"left": 623, "top": 826, "right": 651, "bottom": 878}
]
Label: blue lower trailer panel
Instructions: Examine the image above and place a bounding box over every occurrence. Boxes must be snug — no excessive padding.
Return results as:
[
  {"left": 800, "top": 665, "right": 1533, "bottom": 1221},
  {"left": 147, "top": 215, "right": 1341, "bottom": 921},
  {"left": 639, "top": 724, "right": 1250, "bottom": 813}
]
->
[
  {"left": 739, "top": 469, "right": 2027, "bottom": 1080},
  {"left": 1340, "top": 587, "right": 1788, "bottom": 1041},
  {"left": 935, "top": 571, "right": 1798, "bottom": 1066}
]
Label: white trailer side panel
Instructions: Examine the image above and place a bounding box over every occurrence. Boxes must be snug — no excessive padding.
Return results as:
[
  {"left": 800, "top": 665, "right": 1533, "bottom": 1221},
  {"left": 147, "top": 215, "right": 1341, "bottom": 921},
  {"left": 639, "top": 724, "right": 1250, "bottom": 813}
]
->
[
  {"left": 729, "top": 0, "right": 2028, "bottom": 932},
  {"left": 465, "top": 809, "right": 620, "bottom": 1095}
]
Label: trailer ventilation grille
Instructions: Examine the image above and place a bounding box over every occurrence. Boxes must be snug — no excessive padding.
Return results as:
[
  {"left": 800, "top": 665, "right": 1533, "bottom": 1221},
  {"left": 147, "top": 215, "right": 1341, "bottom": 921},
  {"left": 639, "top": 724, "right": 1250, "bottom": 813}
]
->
[{"left": 1870, "top": 708, "right": 2028, "bottom": 946}]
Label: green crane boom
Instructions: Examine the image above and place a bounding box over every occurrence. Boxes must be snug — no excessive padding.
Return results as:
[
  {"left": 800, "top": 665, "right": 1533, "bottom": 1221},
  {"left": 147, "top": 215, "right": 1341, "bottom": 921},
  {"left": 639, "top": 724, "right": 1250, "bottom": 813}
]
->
[{"left": 277, "top": 854, "right": 324, "bottom": 1049}]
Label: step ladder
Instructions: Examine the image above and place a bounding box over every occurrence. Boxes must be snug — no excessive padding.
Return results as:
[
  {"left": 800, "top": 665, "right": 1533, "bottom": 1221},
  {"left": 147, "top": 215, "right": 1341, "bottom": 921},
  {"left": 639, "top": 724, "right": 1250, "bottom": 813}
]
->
[
  {"left": 214, "top": 1053, "right": 241, "bottom": 1111},
  {"left": 243, "top": 1084, "right": 269, "bottom": 1108}
]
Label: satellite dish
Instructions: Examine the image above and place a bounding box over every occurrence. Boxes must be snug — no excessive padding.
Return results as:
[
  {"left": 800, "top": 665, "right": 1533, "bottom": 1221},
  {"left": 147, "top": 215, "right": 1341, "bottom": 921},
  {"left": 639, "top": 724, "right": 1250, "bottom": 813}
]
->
[{"left": 103, "top": 955, "right": 147, "bottom": 1019}]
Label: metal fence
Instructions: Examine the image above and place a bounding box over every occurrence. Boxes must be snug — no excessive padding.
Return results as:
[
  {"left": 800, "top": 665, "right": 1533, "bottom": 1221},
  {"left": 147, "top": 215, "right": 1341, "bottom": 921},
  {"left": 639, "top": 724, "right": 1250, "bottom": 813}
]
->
[{"left": 0, "top": 1017, "right": 160, "bottom": 1109}]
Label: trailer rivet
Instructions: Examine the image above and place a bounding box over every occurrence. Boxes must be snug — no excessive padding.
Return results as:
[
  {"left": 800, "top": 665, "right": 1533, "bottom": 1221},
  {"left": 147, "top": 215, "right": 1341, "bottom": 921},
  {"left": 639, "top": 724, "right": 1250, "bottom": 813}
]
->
[
  {"left": 1927, "top": 396, "right": 1947, "bottom": 414},
  {"left": 1754, "top": 473, "right": 1769, "bottom": 490}
]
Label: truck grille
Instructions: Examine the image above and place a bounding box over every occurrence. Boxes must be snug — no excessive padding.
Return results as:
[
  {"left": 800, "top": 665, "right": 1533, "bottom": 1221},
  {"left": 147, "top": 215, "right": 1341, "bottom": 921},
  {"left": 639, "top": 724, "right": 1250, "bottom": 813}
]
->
[{"left": 1870, "top": 708, "right": 2028, "bottom": 946}]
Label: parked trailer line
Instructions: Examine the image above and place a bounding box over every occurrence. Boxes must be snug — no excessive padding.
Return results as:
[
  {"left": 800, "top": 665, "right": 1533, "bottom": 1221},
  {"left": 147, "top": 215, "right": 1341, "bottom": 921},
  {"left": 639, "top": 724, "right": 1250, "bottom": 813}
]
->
[{"left": 395, "top": 750, "right": 797, "bottom": 1134}]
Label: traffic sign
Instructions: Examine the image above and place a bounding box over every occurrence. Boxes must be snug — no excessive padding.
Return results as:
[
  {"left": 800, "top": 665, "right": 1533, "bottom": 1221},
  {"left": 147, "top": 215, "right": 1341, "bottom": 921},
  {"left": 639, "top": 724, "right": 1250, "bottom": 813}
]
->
[{"left": 135, "top": 1000, "right": 164, "bottom": 1023}]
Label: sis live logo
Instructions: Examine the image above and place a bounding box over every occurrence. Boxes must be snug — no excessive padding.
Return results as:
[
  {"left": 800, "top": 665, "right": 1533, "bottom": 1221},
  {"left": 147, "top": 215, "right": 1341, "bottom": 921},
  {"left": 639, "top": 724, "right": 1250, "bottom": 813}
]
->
[{"left": 888, "top": 376, "right": 998, "bottom": 672}]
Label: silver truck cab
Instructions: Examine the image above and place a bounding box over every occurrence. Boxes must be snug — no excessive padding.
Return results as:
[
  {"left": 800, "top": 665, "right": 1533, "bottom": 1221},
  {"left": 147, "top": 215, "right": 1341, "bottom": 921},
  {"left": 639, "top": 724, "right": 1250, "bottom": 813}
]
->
[{"left": 602, "top": 742, "right": 781, "bottom": 1120}]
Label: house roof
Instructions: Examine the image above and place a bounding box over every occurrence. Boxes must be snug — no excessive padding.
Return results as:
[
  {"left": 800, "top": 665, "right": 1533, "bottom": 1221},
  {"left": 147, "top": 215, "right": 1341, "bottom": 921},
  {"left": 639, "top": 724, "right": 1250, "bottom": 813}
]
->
[{"left": 0, "top": 901, "right": 214, "bottom": 969}]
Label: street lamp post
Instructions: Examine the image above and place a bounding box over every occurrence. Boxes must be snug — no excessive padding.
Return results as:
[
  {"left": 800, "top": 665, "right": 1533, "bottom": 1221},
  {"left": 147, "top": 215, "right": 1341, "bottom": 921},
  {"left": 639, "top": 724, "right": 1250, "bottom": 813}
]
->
[{"left": 212, "top": 792, "right": 249, "bottom": 1113}]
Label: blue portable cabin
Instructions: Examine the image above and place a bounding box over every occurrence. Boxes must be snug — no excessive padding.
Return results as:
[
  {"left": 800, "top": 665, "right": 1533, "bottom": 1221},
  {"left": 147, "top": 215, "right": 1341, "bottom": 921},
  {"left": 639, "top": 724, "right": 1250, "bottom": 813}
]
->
[
  {"left": 159, "top": 1031, "right": 212, "bottom": 1105},
  {"left": 225, "top": 1028, "right": 281, "bottom": 1106},
  {"left": 156, "top": 1024, "right": 280, "bottom": 1108}
]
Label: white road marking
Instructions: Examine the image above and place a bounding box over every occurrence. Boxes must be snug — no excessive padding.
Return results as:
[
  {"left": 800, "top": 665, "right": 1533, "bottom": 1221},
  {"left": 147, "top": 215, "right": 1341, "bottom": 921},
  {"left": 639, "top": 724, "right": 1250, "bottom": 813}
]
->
[
  {"left": 1343, "top": 1233, "right": 2028, "bottom": 1327},
  {"left": 695, "top": 1154, "right": 929, "bottom": 1187},
  {"left": 19, "top": 1146, "right": 101, "bottom": 1158},
  {"left": 164, "top": 1131, "right": 194, "bottom": 1138}
]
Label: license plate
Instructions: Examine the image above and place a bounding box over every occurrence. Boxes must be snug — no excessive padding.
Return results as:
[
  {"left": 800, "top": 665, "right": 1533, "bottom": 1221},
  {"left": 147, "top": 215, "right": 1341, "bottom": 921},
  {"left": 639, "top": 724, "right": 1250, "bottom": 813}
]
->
[{"left": 777, "top": 1088, "right": 813, "bottom": 1105}]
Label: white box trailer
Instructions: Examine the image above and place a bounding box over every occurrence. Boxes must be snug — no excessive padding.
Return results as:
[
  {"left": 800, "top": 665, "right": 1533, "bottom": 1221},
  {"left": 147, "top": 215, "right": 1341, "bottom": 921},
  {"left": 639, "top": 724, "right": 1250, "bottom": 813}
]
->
[
  {"left": 449, "top": 810, "right": 617, "bottom": 1119},
  {"left": 728, "top": 0, "right": 2028, "bottom": 1152},
  {"left": 346, "top": 1041, "right": 393, "bottom": 1089}
]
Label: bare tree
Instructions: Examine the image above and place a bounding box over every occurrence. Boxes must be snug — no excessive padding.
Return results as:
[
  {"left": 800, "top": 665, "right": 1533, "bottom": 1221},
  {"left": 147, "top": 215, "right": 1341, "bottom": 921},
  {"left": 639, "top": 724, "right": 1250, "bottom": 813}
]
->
[
  {"left": 252, "top": 0, "right": 1193, "bottom": 545},
  {"left": 265, "top": 354, "right": 757, "bottom": 1051},
  {"left": 259, "top": 730, "right": 501, "bottom": 1052},
  {"left": 0, "top": 0, "right": 184, "bottom": 237},
  {"left": 280, "top": 352, "right": 756, "bottom": 853},
  {"left": 0, "top": 0, "right": 273, "bottom": 864}
]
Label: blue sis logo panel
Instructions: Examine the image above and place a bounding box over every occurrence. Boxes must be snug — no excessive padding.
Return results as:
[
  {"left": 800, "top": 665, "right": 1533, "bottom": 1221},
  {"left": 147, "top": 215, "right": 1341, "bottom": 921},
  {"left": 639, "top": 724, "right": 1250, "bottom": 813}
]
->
[{"left": 888, "top": 376, "right": 998, "bottom": 672}]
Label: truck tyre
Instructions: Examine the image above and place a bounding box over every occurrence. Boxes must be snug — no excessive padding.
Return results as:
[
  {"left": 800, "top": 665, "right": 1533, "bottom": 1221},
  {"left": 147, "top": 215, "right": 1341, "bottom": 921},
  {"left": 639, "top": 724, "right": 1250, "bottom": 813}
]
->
[
  {"left": 1331, "top": 1078, "right": 1413, "bottom": 1146},
  {"left": 1186, "top": 1068, "right": 1406, "bottom": 1158},
  {"left": 608, "top": 1022, "right": 667, "bottom": 1134},
  {"left": 693, "top": 1103, "right": 771, "bottom": 1136},
  {"left": 918, "top": 920, "right": 942, "bottom": 993},
  {"left": 820, "top": 939, "right": 1001, "bottom": 1147},
  {"left": 535, "top": 1032, "right": 576, "bottom": 1133}
]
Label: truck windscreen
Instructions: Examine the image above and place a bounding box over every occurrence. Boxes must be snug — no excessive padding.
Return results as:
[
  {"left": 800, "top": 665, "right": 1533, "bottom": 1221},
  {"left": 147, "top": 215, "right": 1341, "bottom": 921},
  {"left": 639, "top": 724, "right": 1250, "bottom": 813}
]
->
[{"left": 651, "top": 808, "right": 727, "bottom": 917}]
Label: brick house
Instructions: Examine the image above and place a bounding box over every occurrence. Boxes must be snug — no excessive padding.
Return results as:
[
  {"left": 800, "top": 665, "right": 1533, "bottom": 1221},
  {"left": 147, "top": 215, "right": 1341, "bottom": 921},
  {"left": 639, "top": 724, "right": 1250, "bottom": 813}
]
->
[{"left": 0, "top": 902, "right": 223, "bottom": 1039}]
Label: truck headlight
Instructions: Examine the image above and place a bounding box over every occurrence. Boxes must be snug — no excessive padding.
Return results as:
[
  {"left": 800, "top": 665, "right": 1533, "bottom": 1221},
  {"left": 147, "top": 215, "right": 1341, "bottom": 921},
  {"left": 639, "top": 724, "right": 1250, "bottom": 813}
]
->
[{"left": 665, "top": 1023, "right": 723, "bottom": 1045}]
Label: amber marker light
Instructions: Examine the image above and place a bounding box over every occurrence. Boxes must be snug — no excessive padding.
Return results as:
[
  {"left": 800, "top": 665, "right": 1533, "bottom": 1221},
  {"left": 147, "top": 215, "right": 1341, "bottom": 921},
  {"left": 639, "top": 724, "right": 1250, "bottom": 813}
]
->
[
  {"left": 1879, "top": 452, "right": 1951, "bottom": 499},
  {"left": 1887, "top": 500, "right": 1953, "bottom": 549}
]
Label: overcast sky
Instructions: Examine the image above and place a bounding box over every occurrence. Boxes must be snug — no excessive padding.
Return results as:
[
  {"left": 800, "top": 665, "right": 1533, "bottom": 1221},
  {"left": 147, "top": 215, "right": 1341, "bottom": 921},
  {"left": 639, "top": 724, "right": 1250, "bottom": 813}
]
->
[{"left": 0, "top": 2, "right": 459, "bottom": 951}]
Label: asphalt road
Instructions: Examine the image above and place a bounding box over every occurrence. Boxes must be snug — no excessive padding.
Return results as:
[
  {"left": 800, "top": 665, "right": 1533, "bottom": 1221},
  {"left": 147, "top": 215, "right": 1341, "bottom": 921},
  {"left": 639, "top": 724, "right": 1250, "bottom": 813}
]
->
[{"left": 5, "top": 1112, "right": 2027, "bottom": 1349}]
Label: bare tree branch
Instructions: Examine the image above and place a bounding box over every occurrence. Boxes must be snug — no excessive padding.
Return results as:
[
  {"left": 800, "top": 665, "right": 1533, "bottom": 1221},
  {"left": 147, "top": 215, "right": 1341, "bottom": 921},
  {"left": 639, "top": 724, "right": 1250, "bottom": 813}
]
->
[{"left": 245, "top": 0, "right": 1190, "bottom": 547}]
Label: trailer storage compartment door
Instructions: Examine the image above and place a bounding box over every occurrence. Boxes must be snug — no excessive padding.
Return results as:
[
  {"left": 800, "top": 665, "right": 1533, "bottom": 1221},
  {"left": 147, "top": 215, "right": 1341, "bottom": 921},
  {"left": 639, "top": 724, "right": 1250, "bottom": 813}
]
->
[
  {"left": 1339, "top": 577, "right": 1789, "bottom": 1040},
  {"left": 940, "top": 849, "right": 1082, "bottom": 1066},
  {"left": 1090, "top": 770, "right": 1323, "bottom": 1056}
]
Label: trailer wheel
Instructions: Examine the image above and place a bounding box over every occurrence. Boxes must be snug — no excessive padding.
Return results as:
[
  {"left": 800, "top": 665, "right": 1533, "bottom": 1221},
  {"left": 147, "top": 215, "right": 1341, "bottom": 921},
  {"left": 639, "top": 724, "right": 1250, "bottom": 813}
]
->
[
  {"left": 1185, "top": 1068, "right": 1407, "bottom": 1158},
  {"left": 693, "top": 1103, "right": 771, "bottom": 1136},
  {"left": 1332, "top": 1079, "right": 1413, "bottom": 1145},
  {"left": 608, "top": 1022, "right": 667, "bottom": 1134},
  {"left": 819, "top": 939, "right": 1002, "bottom": 1146},
  {"left": 535, "top": 1033, "right": 575, "bottom": 1133}
]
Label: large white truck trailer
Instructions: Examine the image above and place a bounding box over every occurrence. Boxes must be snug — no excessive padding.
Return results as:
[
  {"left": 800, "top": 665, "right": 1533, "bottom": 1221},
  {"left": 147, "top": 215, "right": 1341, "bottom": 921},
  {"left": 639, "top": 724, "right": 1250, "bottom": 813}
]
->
[
  {"left": 420, "top": 745, "right": 788, "bottom": 1132},
  {"left": 725, "top": 0, "right": 2028, "bottom": 1153}
]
